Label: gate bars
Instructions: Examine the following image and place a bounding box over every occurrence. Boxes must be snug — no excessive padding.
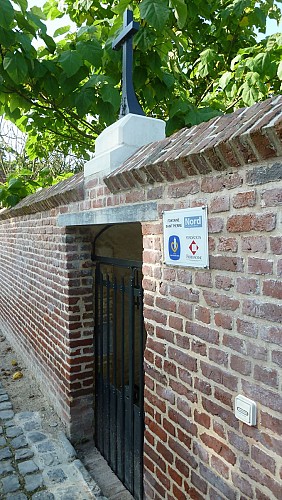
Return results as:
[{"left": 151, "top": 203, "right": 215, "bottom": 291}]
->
[{"left": 94, "top": 256, "right": 145, "bottom": 500}]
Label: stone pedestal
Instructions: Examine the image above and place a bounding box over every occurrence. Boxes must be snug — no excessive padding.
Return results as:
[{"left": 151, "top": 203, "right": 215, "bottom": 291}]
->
[{"left": 84, "top": 114, "right": 166, "bottom": 177}]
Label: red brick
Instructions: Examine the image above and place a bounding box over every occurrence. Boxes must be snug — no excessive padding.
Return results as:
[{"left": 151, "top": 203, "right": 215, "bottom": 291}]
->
[
  {"left": 228, "top": 430, "right": 249, "bottom": 454},
  {"left": 208, "top": 217, "right": 224, "bottom": 234},
  {"left": 251, "top": 445, "right": 276, "bottom": 474},
  {"left": 210, "top": 195, "right": 230, "bottom": 213},
  {"left": 213, "top": 421, "right": 226, "bottom": 439},
  {"left": 211, "top": 455, "right": 229, "bottom": 479},
  {"left": 190, "top": 471, "right": 208, "bottom": 494},
  {"left": 230, "top": 354, "right": 252, "bottom": 375},
  {"left": 272, "top": 350, "right": 282, "bottom": 367},
  {"left": 242, "top": 380, "right": 282, "bottom": 413},
  {"left": 270, "top": 236, "right": 282, "bottom": 254},
  {"left": 260, "top": 412, "right": 282, "bottom": 435},
  {"left": 168, "top": 346, "right": 197, "bottom": 371},
  {"left": 209, "top": 347, "right": 228, "bottom": 367},
  {"left": 217, "top": 237, "right": 238, "bottom": 252},
  {"left": 261, "top": 187, "right": 282, "bottom": 206},
  {"left": 156, "top": 326, "right": 174, "bottom": 344},
  {"left": 202, "top": 398, "right": 239, "bottom": 429},
  {"left": 232, "top": 190, "right": 256, "bottom": 208},
  {"left": 155, "top": 296, "right": 176, "bottom": 312},
  {"left": 263, "top": 279, "right": 282, "bottom": 299},
  {"left": 195, "top": 271, "right": 212, "bottom": 287},
  {"left": 157, "top": 441, "right": 174, "bottom": 465},
  {"left": 186, "top": 321, "right": 219, "bottom": 344},
  {"left": 175, "top": 333, "right": 190, "bottom": 350},
  {"left": 209, "top": 255, "right": 244, "bottom": 272},
  {"left": 227, "top": 213, "right": 276, "bottom": 232},
  {"left": 195, "top": 305, "right": 211, "bottom": 324},
  {"left": 254, "top": 364, "right": 278, "bottom": 388},
  {"left": 168, "top": 465, "right": 182, "bottom": 486},
  {"left": 176, "top": 398, "right": 192, "bottom": 418},
  {"left": 214, "top": 387, "right": 233, "bottom": 408},
  {"left": 193, "top": 441, "right": 209, "bottom": 464},
  {"left": 231, "top": 472, "right": 253, "bottom": 497},
  {"left": 248, "top": 257, "right": 273, "bottom": 275},
  {"left": 214, "top": 312, "right": 233, "bottom": 330},
  {"left": 200, "top": 433, "right": 236, "bottom": 465},
  {"left": 223, "top": 333, "right": 246, "bottom": 353},
  {"left": 203, "top": 290, "right": 239, "bottom": 311},
  {"left": 236, "top": 276, "right": 259, "bottom": 294},
  {"left": 194, "top": 410, "right": 211, "bottom": 429},
  {"left": 147, "top": 337, "right": 166, "bottom": 356},
  {"left": 215, "top": 275, "right": 234, "bottom": 291},
  {"left": 239, "top": 458, "right": 282, "bottom": 498},
  {"left": 168, "top": 409, "right": 197, "bottom": 437},
  {"left": 242, "top": 235, "right": 267, "bottom": 252},
  {"left": 168, "top": 316, "right": 183, "bottom": 331},
  {"left": 156, "top": 384, "right": 175, "bottom": 404},
  {"left": 242, "top": 299, "right": 282, "bottom": 323},
  {"left": 191, "top": 339, "right": 207, "bottom": 356},
  {"left": 168, "top": 437, "right": 197, "bottom": 468},
  {"left": 200, "top": 361, "right": 238, "bottom": 391},
  {"left": 194, "top": 377, "right": 212, "bottom": 395}
]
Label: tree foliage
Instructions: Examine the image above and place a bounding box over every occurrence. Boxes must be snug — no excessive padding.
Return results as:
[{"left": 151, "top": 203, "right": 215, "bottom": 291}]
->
[{"left": 0, "top": 0, "right": 281, "bottom": 161}]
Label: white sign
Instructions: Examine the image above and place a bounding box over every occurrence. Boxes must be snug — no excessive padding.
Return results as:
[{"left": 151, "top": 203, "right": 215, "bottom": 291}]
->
[{"left": 163, "top": 207, "right": 209, "bottom": 268}]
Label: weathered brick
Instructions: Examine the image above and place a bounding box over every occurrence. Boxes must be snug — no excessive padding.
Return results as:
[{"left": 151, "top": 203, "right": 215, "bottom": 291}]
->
[
  {"left": 217, "top": 237, "right": 238, "bottom": 252},
  {"left": 246, "top": 162, "right": 282, "bottom": 185},
  {"left": 263, "top": 279, "right": 282, "bottom": 299},
  {"left": 210, "top": 195, "right": 230, "bottom": 213},
  {"left": 261, "top": 187, "right": 282, "bottom": 207},
  {"left": 254, "top": 364, "right": 278, "bottom": 388},
  {"left": 232, "top": 190, "right": 256, "bottom": 208},
  {"left": 211, "top": 455, "right": 229, "bottom": 479},
  {"left": 251, "top": 445, "right": 276, "bottom": 474},
  {"left": 236, "top": 276, "right": 259, "bottom": 294},
  {"left": 209, "top": 255, "right": 244, "bottom": 272},
  {"left": 228, "top": 430, "right": 249, "bottom": 455},
  {"left": 230, "top": 354, "right": 252, "bottom": 375},
  {"left": 199, "top": 463, "right": 236, "bottom": 500},
  {"left": 231, "top": 472, "right": 253, "bottom": 497},
  {"left": 200, "top": 361, "right": 238, "bottom": 391},
  {"left": 186, "top": 321, "right": 219, "bottom": 344},
  {"left": 227, "top": 213, "right": 276, "bottom": 232},
  {"left": 241, "top": 235, "right": 267, "bottom": 253},
  {"left": 195, "top": 305, "right": 211, "bottom": 324},
  {"left": 248, "top": 257, "right": 273, "bottom": 275},
  {"left": 214, "top": 312, "right": 233, "bottom": 330},
  {"left": 242, "top": 299, "right": 282, "bottom": 323},
  {"left": 242, "top": 380, "right": 282, "bottom": 412},
  {"left": 272, "top": 350, "right": 282, "bottom": 367},
  {"left": 270, "top": 236, "right": 282, "bottom": 254},
  {"left": 194, "top": 410, "right": 211, "bottom": 429},
  {"left": 203, "top": 290, "right": 240, "bottom": 311}
]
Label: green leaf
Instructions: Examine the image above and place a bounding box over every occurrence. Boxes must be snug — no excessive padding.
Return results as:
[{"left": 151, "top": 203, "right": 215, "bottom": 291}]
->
[
  {"left": 134, "top": 27, "right": 155, "bottom": 52},
  {"left": 139, "top": 0, "right": 170, "bottom": 30},
  {"left": 101, "top": 84, "right": 120, "bottom": 110},
  {"left": 77, "top": 40, "right": 103, "bottom": 67},
  {"left": 12, "top": 0, "right": 27, "bottom": 12},
  {"left": 42, "top": 75, "right": 60, "bottom": 99},
  {"left": 8, "top": 178, "right": 24, "bottom": 190},
  {"left": 3, "top": 52, "right": 28, "bottom": 84},
  {"left": 185, "top": 107, "right": 222, "bottom": 126},
  {"left": 170, "top": 0, "right": 187, "bottom": 29},
  {"left": 241, "top": 83, "right": 259, "bottom": 106},
  {"left": 53, "top": 25, "right": 70, "bottom": 37},
  {"left": 0, "top": 27, "right": 15, "bottom": 47},
  {"left": 278, "top": 61, "right": 282, "bottom": 80},
  {"left": 75, "top": 88, "right": 94, "bottom": 116},
  {"left": 0, "top": 0, "right": 14, "bottom": 29},
  {"left": 40, "top": 32, "right": 56, "bottom": 53},
  {"left": 59, "top": 50, "right": 83, "bottom": 77},
  {"left": 218, "top": 71, "right": 233, "bottom": 90}
]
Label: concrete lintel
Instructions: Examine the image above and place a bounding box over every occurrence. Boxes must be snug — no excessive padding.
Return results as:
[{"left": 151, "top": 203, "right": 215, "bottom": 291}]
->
[{"left": 57, "top": 202, "right": 158, "bottom": 227}]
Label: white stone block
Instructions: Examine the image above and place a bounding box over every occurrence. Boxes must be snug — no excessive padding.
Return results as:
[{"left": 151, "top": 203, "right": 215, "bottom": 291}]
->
[{"left": 84, "top": 113, "right": 166, "bottom": 177}]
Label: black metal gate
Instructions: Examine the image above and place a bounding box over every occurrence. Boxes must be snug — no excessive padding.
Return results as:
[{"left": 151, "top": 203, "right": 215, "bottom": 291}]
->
[{"left": 94, "top": 256, "right": 145, "bottom": 500}]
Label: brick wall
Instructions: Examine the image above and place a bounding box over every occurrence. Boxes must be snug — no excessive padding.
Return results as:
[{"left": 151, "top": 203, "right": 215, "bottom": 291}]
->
[
  {"left": 139, "top": 160, "right": 282, "bottom": 500},
  {"left": 0, "top": 97, "right": 281, "bottom": 498},
  {"left": 0, "top": 179, "right": 95, "bottom": 439}
]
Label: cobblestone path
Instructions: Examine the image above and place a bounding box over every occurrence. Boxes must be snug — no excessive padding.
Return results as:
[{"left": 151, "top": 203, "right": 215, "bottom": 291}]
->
[{"left": 0, "top": 382, "right": 107, "bottom": 500}]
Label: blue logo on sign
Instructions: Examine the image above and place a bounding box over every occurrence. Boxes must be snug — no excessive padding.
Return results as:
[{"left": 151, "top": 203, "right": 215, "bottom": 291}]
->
[
  {"left": 184, "top": 216, "right": 202, "bottom": 228},
  {"left": 169, "top": 235, "right": 181, "bottom": 260}
]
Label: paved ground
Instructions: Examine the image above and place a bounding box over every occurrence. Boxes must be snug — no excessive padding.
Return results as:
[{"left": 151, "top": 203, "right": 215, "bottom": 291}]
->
[{"left": 0, "top": 382, "right": 107, "bottom": 500}]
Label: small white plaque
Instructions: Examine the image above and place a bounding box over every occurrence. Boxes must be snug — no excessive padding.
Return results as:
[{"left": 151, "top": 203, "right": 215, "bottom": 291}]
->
[
  {"left": 235, "top": 395, "right": 257, "bottom": 426},
  {"left": 163, "top": 207, "right": 209, "bottom": 268}
]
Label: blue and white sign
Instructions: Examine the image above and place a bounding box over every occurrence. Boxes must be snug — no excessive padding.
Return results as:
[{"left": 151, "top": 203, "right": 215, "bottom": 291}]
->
[{"left": 163, "top": 207, "right": 209, "bottom": 268}]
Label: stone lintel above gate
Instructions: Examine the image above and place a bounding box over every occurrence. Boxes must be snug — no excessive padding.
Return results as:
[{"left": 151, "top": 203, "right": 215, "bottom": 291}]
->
[
  {"left": 84, "top": 114, "right": 166, "bottom": 177},
  {"left": 103, "top": 95, "right": 282, "bottom": 193},
  {"left": 57, "top": 201, "right": 158, "bottom": 227}
]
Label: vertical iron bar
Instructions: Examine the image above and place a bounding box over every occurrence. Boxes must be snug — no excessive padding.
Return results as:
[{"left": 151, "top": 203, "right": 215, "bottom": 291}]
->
[
  {"left": 138, "top": 272, "right": 145, "bottom": 500},
  {"left": 113, "top": 275, "right": 118, "bottom": 472},
  {"left": 106, "top": 273, "right": 111, "bottom": 462},
  {"left": 128, "top": 267, "right": 135, "bottom": 493},
  {"left": 94, "top": 263, "right": 100, "bottom": 447},
  {"left": 99, "top": 266, "right": 104, "bottom": 455},
  {"left": 120, "top": 277, "right": 125, "bottom": 482}
]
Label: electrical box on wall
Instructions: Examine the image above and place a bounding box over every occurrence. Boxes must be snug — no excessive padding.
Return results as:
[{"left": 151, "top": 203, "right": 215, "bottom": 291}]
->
[{"left": 235, "top": 395, "right": 257, "bottom": 426}]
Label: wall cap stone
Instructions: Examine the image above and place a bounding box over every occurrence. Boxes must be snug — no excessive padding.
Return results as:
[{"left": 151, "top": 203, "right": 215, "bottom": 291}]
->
[{"left": 103, "top": 95, "right": 282, "bottom": 193}]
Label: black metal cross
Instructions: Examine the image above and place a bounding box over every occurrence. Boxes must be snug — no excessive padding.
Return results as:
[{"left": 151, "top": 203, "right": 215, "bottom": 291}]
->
[{"left": 112, "top": 9, "right": 145, "bottom": 118}]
